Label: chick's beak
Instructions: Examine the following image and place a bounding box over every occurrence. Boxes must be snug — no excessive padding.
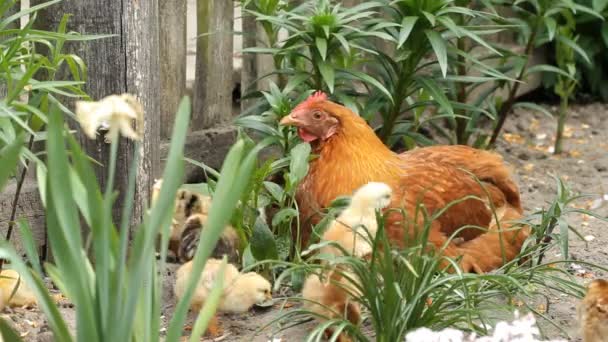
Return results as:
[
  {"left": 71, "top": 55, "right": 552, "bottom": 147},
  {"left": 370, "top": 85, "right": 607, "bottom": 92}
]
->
[{"left": 265, "top": 292, "right": 273, "bottom": 301}]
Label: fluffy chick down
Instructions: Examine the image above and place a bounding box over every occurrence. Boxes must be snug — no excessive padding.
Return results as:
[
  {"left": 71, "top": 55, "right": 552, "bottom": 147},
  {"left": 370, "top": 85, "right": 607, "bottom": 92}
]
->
[
  {"left": 579, "top": 279, "right": 608, "bottom": 342},
  {"left": 0, "top": 269, "right": 37, "bottom": 310},
  {"left": 174, "top": 259, "right": 272, "bottom": 314},
  {"left": 321, "top": 182, "right": 392, "bottom": 259}
]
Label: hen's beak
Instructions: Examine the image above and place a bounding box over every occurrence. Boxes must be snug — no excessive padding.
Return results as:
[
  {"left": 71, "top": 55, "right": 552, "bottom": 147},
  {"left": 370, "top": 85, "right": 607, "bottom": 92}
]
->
[{"left": 279, "top": 114, "right": 298, "bottom": 126}]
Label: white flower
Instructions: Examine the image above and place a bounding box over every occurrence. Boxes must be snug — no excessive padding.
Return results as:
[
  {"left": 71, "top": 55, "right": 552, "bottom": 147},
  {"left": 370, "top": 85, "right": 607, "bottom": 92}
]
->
[
  {"left": 404, "top": 312, "right": 567, "bottom": 342},
  {"left": 75, "top": 93, "right": 144, "bottom": 142}
]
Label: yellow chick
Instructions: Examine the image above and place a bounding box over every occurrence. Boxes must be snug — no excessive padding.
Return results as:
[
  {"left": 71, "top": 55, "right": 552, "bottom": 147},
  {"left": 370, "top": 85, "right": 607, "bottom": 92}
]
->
[
  {"left": 0, "top": 269, "right": 37, "bottom": 309},
  {"left": 174, "top": 259, "right": 272, "bottom": 336},
  {"left": 579, "top": 279, "right": 608, "bottom": 342},
  {"left": 302, "top": 269, "right": 361, "bottom": 342},
  {"left": 178, "top": 213, "right": 240, "bottom": 264},
  {"left": 321, "top": 182, "right": 392, "bottom": 259}
]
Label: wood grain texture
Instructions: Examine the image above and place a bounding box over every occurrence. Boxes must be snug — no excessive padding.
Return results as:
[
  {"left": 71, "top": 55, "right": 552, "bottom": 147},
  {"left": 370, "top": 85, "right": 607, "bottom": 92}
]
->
[
  {"left": 32, "top": 0, "right": 160, "bottom": 232},
  {"left": 192, "top": 0, "right": 233, "bottom": 129},
  {"left": 240, "top": 12, "right": 257, "bottom": 112},
  {"left": 160, "top": 0, "right": 187, "bottom": 139}
]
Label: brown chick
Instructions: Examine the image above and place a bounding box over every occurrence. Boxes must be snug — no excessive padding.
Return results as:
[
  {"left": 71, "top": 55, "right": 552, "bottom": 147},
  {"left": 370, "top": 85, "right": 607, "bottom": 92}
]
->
[
  {"left": 302, "top": 269, "right": 361, "bottom": 342},
  {"left": 579, "top": 279, "right": 608, "bottom": 342},
  {"left": 151, "top": 179, "right": 213, "bottom": 259},
  {"left": 174, "top": 259, "right": 272, "bottom": 337},
  {"left": 321, "top": 182, "right": 392, "bottom": 260},
  {"left": 0, "top": 269, "right": 37, "bottom": 309},
  {"left": 178, "top": 214, "right": 240, "bottom": 264}
]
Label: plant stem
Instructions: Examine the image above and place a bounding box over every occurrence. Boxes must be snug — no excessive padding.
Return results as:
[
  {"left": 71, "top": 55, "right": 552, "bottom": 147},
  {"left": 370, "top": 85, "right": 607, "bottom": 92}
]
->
[
  {"left": 1, "top": 133, "right": 37, "bottom": 271},
  {"left": 554, "top": 95, "right": 568, "bottom": 154},
  {"left": 488, "top": 21, "right": 540, "bottom": 147},
  {"left": 455, "top": 36, "right": 469, "bottom": 144}
]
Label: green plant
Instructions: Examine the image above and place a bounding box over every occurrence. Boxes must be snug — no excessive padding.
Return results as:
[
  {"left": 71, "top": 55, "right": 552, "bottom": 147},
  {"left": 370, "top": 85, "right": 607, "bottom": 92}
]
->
[
  {"left": 242, "top": 0, "right": 515, "bottom": 149},
  {"left": 0, "top": 96, "right": 265, "bottom": 341},
  {"left": 546, "top": 0, "right": 608, "bottom": 102},
  {"left": 266, "top": 178, "right": 606, "bottom": 341},
  {"left": 0, "top": 0, "right": 108, "bottom": 252},
  {"left": 486, "top": 0, "right": 600, "bottom": 146},
  {"left": 553, "top": 15, "right": 578, "bottom": 154}
]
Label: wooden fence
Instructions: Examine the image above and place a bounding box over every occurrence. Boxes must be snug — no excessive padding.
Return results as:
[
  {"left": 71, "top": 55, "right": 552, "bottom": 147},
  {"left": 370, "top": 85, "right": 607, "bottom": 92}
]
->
[{"left": 1, "top": 0, "right": 245, "bottom": 257}]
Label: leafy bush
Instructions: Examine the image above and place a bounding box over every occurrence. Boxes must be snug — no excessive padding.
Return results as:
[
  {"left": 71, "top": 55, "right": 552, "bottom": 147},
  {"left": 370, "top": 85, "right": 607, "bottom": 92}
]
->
[{"left": 238, "top": 0, "right": 598, "bottom": 150}]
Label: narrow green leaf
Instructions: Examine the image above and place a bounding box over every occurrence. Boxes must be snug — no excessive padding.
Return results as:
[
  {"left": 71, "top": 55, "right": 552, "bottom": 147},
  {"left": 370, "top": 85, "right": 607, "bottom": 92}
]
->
[
  {"left": 425, "top": 30, "right": 448, "bottom": 77},
  {"left": 0, "top": 137, "right": 22, "bottom": 190},
  {"left": 397, "top": 17, "right": 418, "bottom": 48},
  {"left": 0, "top": 244, "right": 72, "bottom": 341},
  {"left": 289, "top": 142, "right": 311, "bottom": 186},
  {"left": 512, "top": 102, "right": 553, "bottom": 118},
  {"left": 557, "top": 35, "right": 590, "bottom": 64},
  {"left": 318, "top": 61, "right": 335, "bottom": 93},
  {"left": 189, "top": 258, "right": 226, "bottom": 342},
  {"left": 416, "top": 77, "right": 454, "bottom": 117},
  {"left": 545, "top": 17, "right": 557, "bottom": 41},
  {"left": 250, "top": 216, "right": 279, "bottom": 260},
  {"left": 0, "top": 316, "right": 23, "bottom": 342},
  {"left": 316, "top": 37, "right": 328, "bottom": 61}
]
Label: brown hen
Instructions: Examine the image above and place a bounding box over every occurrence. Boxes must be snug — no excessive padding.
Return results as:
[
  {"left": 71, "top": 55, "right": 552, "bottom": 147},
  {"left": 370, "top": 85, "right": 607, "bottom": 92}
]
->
[{"left": 280, "top": 91, "right": 529, "bottom": 273}]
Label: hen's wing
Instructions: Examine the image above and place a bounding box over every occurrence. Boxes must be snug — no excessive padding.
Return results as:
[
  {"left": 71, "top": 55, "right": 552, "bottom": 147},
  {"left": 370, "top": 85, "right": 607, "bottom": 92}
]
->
[
  {"left": 400, "top": 145, "right": 521, "bottom": 212},
  {"left": 384, "top": 158, "right": 528, "bottom": 272}
]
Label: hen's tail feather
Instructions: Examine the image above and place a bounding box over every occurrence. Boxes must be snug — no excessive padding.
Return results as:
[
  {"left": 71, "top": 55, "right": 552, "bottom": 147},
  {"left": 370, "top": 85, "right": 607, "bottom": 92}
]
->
[{"left": 402, "top": 145, "right": 522, "bottom": 212}]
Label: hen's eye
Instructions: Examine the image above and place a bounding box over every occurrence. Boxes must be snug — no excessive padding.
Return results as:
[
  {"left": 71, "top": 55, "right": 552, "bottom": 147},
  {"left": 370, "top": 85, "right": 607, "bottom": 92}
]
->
[{"left": 312, "top": 111, "right": 323, "bottom": 120}]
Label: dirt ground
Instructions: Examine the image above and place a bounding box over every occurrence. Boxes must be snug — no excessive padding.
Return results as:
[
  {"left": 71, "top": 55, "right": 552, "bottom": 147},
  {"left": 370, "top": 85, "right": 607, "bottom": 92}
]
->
[{"left": 5, "top": 104, "right": 608, "bottom": 341}]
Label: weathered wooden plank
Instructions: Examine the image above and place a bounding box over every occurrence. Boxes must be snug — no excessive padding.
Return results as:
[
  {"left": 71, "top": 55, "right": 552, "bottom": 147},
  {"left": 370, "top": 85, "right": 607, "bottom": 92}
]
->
[
  {"left": 240, "top": 10, "right": 257, "bottom": 111},
  {"left": 159, "top": 0, "right": 187, "bottom": 139},
  {"left": 31, "top": 0, "right": 161, "bottom": 233},
  {"left": 192, "top": 0, "right": 234, "bottom": 129}
]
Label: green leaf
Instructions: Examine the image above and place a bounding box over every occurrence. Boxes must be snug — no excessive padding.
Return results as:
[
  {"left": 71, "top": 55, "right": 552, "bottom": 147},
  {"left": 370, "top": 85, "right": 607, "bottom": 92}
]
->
[
  {"left": 593, "top": 0, "right": 608, "bottom": 11},
  {"left": 545, "top": 17, "right": 557, "bottom": 41},
  {"left": 0, "top": 137, "right": 22, "bottom": 190},
  {"left": 0, "top": 244, "right": 72, "bottom": 341},
  {"left": 316, "top": 37, "right": 328, "bottom": 61},
  {"left": 250, "top": 216, "right": 278, "bottom": 260},
  {"left": 425, "top": 30, "right": 448, "bottom": 77},
  {"left": 263, "top": 181, "right": 284, "bottom": 202},
  {"left": 271, "top": 208, "right": 298, "bottom": 227},
  {"left": 557, "top": 35, "right": 590, "bottom": 64},
  {"left": 189, "top": 258, "right": 226, "bottom": 342},
  {"left": 526, "top": 64, "right": 574, "bottom": 79},
  {"left": 512, "top": 102, "right": 553, "bottom": 118},
  {"left": 17, "top": 219, "right": 42, "bottom": 275},
  {"left": 601, "top": 22, "right": 608, "bottom": 47},
  {"left": 338, "top": 69, "right": 393, "bottom": 102},
  {"left": 289, "top": 142, "right": 311, "bottom": 186},
  {"left": 416, "top": 77, "right": 454, "bottom": 117},
  {"left": 0, "top": 316, "right": 23, "bottom": 342},
  {"left": 318, "top": 61, "right": 335, "bottom": 93},
  {"left": 397, "top": 16, "right": 418, "bottom": 48}
]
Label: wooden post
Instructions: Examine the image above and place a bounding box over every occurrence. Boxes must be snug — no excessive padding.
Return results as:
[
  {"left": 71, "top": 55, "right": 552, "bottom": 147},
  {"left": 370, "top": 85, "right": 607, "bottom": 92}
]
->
[
  {"left": 33, "top": 0, "right": 161, "bottom": 229},
  {"left": 240, "top": 10, "right": 257, "bottom": 111},
  {"left": 192, "top": 0, "right": 234, "bottom": 129},
  {"left": 159, "top": 0, "right": 187, "bottom": 139}
]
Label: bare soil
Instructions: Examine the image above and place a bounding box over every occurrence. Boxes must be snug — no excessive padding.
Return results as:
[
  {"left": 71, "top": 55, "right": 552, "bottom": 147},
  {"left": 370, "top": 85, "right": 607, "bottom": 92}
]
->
[{"left": 6, "top": 104, "right": 608, "bottom": 341}]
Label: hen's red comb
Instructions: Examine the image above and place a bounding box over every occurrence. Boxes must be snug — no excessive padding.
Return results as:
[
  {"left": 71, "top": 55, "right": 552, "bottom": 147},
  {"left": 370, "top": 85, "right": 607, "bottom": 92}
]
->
[{"left": 294, "top": 90, "right": 328, "bottom": 110}]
